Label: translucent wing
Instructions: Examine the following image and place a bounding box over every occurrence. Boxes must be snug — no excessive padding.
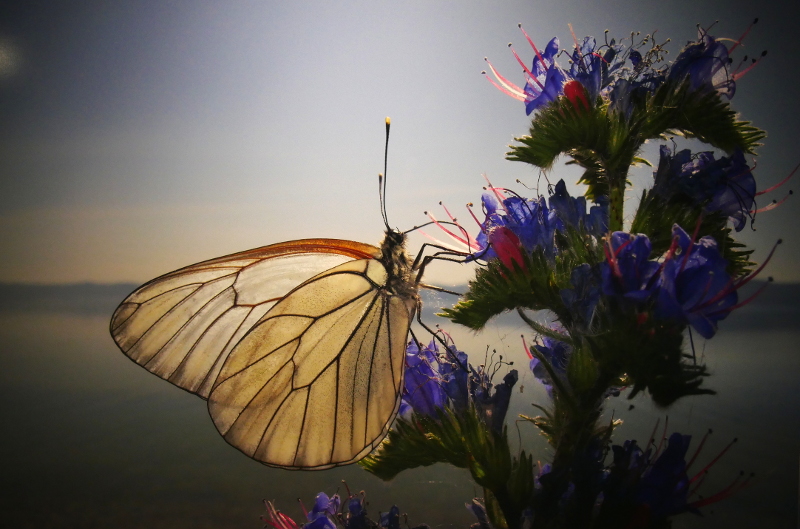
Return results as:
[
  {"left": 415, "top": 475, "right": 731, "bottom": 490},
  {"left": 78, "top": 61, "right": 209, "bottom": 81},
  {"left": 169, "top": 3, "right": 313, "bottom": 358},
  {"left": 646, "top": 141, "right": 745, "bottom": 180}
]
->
[
  {"left": 109, "top": 239, "right": 379, "bottom": 398},
  {"left": 207, "top": 258, "right": 413, "bottom": 470}
]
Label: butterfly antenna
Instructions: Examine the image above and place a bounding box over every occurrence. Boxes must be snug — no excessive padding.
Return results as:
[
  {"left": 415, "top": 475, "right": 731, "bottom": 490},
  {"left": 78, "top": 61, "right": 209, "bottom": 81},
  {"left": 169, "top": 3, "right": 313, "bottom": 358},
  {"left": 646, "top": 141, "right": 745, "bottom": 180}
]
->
[{"left": 379, "top": 117, "right": 391, "bottom": 230}]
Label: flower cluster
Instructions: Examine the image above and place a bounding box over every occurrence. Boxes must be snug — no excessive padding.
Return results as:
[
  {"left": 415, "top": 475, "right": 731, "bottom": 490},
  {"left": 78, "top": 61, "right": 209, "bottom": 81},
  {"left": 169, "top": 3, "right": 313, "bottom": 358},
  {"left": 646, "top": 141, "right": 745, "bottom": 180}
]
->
[
  {"left": 486, "top": 23, "right": 764, "bottom": 118},
  {"left": 357, "top": 21, "right": 780, "bottom": 529},
  {"left": 460, "top": 178, "right": 607, "bottom": 267},
  {"left": 652, "top": 146, "right": 756, "bottom": 231},
  {"left": 262, "top": 491, "right": 408, "bottom": 529},
  {"left": 602, "top": 225, "right": 740, "bottom": 338},
  {"left": 400, "top": 335, "right": 517, "bottom": 434}
]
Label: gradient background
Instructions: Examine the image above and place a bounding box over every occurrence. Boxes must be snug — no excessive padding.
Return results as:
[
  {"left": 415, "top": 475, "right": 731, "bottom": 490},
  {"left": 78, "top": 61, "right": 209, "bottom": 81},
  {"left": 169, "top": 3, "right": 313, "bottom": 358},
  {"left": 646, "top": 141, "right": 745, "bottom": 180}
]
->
[
  {"left": 0, "top": 1, "right": 798, "bottom": 528},
  {"left": 0, "top": 0, "right": 798, "bottom": 286}
]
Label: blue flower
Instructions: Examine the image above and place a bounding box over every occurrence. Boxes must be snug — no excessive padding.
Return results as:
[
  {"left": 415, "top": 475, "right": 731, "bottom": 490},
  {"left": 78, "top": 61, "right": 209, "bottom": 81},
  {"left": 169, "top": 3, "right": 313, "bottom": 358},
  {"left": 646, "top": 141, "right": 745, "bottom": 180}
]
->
[
  {"left": 379, "top": 506, "right": 400, "bottom": 529},
  {"left": 560, "top": 263, "right": 601, "bottom": 328},
  {"left": 601, "top": 226, "right": 738, "bottom": 338},
  {"left": 528, "top": 335, "right": 572, "bottom": 397},
  {"left": 401, "top": 336, "right": 518, "bottom": 433},
  {"left": 400, "top": 339, "right": 448, "bottom": 418},
  {"left": 634, "top": 433, "right": 693, "bottom": 518},
  {"left": 601, "top": 432, "right": 702, "bottom": 524},
  {"left": 437, "top": 345, "right": 470, "bottom": 411},
  {"left": 601, "top": 232, "right": 661, "bottom": 303},
  {"left": 304, "top": 493, "right": 340, "bottom": 529},
  {"left": 655, "top": 225, "right": 737, "bottom": 339},
  {"left": 653, "top": 145, "right": 756, "bottom": 231},
  {"left": 474, "top": 191, "right": 558, "bottom": 260},
  {"left": 569, "top": 37, "right": 603, "bottom": 100},
  {"left": 523, "top": 37, "right": 569, "bottom": 114},
  {"left": 482, "top": 34, "right": 567, "bottom": 116},
  {"left": 607, "top": 74, "right": 665, "bottom": 118},
  {"left": 470, "top": 180, "right": 607, "bottom": 264},
  {"left": 568, "top": 35, "right": 628, "bottom": 101},
  {"left": 548, "top": 179, "right": 609, "bottom": 238},
  {"left": 345, "top": 496, "right": 370, "bottom": 529},
  {"left": 668, "top": 31, "right": 735, "bottom": 98},
  {"left": 474, "top": 370, "right": 518, "bottom": 434},
  {"left": 484, "top": 29, "right": 627, "bottom": 115},
  {"left": 465, "top": 499, "right": 494, "bottom": 529}
]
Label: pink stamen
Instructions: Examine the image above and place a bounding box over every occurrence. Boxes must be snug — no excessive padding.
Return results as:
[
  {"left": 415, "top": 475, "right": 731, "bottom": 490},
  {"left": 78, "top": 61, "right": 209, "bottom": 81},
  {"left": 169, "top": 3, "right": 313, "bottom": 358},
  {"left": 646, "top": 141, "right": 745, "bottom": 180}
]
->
[
  {"left": 653, "top": 416, "right": 670, "bottom": 460},
  {"left": 417, "top": 228, "right": 471, "bottom": 253},
  {"left": 440, "top": 201, "right": 458, "bottom": 223},
  {"left": 686, "top": 429, "right": 713, "bottom": 472},
  {"left": 482, "top": 71, "right": 526, "bottom": 101},
  {"left": 518, "top": 24, "right": 548, "bottom": 72},
  {"left": 690, "top": 472, "right": 753, "bottom": 508},
  {"left": 603, "top": 238, "right": 628, "bottom": 280},
  {"left": 689, "top": 437, "right": 738, "bottom": 482},
  {"left": 731, "top": 58, "right": 761, "bottom": 81},
  {"left": 752, "top": 192, "right": 792, "bottom": 213},
  {"left": 692, "top": 271, "right": 737, "bottom": 312},
  {"left": 677, "top": 217, "right": 703, "bottom": 273},
  {"left": 613, "top": 238, "right": 633, "bottom": 259},
  {"left": 728, "top": 18, "right": 758, "bottom": 53},
  {"left": 263, "top": 503, "right": 299, "bottom": 529},
  {"left": 425, "top": 212, "right": 480, "bottom": 250},
  {"left": 298, "top": 498, "right": 309, "bottom": 520},
  {"left": 467, "top": 203, "right": 486, "bottom": 230},
  {"left": 483, "top": 59, "right": 526, "bottom": 99},
  {"left": 509, "top": 44, "right": 545, "bottom": 90},
  {"left": 734, "top": 239, "right": 782, "bottom": 289},
  {"left": 756, "top": 161, "right": 798, "bottom": 196},
  {"left": 438, "top": 328, "right": 455, "bottom": 345},
  {"left": 688, "top": 470, "right": 708, "bottom": 497},
  {"left": 568, "top": 23, "right": 581, "bottom": 55},
  {"left": 521, "top": 335, "right": 534, "bottom": 360},
  {"left": 645, "top": 418, "right": 661, "bottom": 453},
  {"left": 483, "top": 174, "right": 511, "bottom": 215},
  {"left": 708, "top": 278, "right": 771, "bottom": 315}
]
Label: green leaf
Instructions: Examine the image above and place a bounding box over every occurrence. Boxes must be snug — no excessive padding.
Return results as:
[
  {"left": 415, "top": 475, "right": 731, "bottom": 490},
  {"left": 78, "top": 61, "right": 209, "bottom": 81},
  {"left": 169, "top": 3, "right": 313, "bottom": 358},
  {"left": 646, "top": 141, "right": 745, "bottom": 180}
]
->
[
  {"left": 360, "top": 406, "right": 536, "bottom": 529},
  {"left": 638, "top": 81, "right": 766, "bottom": 155},
  {"left": 440, "top": 227, "right": 603, "bottom": 330},
  {"left": 438, "top": 249, "right": 565, "bottom": 330}
]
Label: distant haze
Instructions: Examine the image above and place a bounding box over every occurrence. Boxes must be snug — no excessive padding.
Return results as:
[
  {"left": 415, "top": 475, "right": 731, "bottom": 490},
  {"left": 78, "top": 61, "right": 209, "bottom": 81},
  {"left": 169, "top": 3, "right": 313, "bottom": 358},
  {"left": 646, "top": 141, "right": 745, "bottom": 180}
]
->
[{"left": 0, "top": 1, "right": 797, "bottom": 285}]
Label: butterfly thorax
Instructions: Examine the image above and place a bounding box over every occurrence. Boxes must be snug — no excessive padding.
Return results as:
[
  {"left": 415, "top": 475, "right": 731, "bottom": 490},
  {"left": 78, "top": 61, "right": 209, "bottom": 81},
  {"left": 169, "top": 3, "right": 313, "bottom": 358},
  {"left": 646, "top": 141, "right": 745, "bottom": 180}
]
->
[{"left": 378, "top": 229, "right": 417, "bottom": 301}]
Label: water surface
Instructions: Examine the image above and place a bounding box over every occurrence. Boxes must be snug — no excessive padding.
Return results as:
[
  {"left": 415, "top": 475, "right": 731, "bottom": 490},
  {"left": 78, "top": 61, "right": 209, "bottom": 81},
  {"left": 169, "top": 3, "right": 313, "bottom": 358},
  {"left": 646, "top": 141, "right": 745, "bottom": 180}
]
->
[{"left": 0, "top": 284, "right": 797, "bottom": 528}]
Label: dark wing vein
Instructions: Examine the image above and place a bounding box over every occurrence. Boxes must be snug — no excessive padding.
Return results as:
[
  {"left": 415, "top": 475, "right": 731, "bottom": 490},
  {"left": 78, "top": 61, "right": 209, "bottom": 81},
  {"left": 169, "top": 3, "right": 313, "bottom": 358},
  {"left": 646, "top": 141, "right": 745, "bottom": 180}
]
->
[
  {"left": 123, "top": 273, "right": 236, "bottom": 354},
  {"left": 143, "top": 281, "right": 236, "bottom": 371},
  {"left": 290, "top": 289, "right": 383, "bottom": 466},
  {"left": 193, "top": 304, "right": 257, "bottom": 393}
]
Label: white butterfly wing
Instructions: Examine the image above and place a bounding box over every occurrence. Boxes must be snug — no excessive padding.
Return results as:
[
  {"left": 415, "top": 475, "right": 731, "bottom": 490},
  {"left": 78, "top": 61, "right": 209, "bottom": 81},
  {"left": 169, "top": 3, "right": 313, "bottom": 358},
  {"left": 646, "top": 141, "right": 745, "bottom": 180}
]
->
[
  {"left": 207, "top": 258, "right": 413, "bottom": 470},
  {"left": 110, "top": 239, "right": 379, "bottom": 398}
]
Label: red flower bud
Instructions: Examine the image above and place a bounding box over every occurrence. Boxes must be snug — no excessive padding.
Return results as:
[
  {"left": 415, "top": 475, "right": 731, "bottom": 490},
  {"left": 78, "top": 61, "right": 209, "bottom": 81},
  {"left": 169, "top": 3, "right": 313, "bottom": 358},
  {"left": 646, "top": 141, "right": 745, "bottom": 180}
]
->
[
  {"left": 563, "top": 80, "right": 590, "bottom": 111},
  {"left": 488, "top": 226, "right": 526, "bottom": 272}
]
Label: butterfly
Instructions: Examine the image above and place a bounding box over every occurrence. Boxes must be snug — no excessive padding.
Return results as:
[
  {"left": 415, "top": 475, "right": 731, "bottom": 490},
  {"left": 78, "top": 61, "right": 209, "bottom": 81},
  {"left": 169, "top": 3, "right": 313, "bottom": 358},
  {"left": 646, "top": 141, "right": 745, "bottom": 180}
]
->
[{"left": 109, "top": 119, "right": 452, "bottom": 470}]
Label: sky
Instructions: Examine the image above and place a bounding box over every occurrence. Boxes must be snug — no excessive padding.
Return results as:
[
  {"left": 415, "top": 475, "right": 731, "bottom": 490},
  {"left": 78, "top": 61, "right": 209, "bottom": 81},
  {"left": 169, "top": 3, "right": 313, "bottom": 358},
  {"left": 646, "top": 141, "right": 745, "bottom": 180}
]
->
[{"left": 0, "top": 0, "right": 798, "bottom": 286}]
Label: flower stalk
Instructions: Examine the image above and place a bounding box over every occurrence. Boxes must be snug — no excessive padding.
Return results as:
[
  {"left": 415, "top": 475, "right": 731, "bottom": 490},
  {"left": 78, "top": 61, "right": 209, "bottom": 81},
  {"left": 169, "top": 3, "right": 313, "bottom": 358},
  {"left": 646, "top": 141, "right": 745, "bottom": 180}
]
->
[{"left": 355, "top": 22, "right": 778, "bottom": 529}]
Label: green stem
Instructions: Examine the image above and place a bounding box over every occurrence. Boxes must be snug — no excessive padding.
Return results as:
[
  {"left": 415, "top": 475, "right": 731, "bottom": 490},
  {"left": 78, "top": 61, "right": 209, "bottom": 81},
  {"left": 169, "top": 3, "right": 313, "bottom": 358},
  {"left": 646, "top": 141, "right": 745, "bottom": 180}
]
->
[
  {"left": 608, "top": 178, "right": 625, "bottom": 233},
  {"left": 517, "top": 308, "right": 574, "bottom": 345},
  {"left": 535, "top": 372, "right": 616, "bottom": 526}
]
